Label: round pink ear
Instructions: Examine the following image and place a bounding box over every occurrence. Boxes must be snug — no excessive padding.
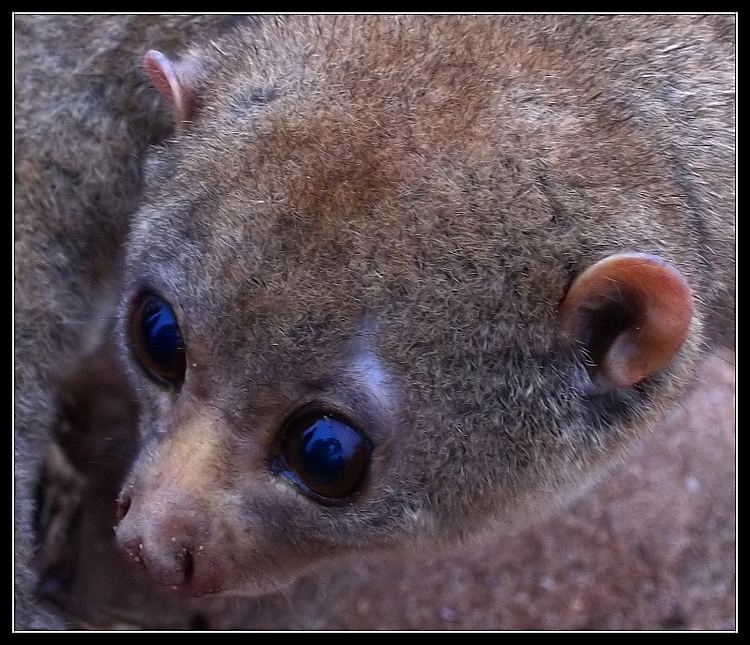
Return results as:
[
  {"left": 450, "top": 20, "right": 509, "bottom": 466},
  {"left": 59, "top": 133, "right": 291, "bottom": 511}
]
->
[
  {"left": 143, "top": 50, "right": 194, "bottom": 127},
  {"left": 559, "top": 253, "right": 694, "bottom": 392}
]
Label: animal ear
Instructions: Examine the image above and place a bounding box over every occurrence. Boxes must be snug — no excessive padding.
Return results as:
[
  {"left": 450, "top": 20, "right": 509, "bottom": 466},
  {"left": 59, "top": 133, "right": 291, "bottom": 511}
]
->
[
  {"left": 559, "top": 253, "right": 693, "bottom": 393},
  {"left": 143, "top": 49, "right": 201, "bottom": 128}
]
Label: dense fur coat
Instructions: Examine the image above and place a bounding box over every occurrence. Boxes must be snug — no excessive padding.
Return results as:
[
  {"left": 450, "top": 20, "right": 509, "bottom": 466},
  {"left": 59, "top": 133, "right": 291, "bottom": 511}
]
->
[{"left": 14, "top": 15, "right": 734, "bottom": 628}]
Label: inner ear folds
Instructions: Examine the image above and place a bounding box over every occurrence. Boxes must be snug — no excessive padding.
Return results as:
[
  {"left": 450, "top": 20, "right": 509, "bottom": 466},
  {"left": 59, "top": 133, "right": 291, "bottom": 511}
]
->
[
  {"left": 559, "top": 253, "right": 694, "bottom": 394},
  {"left": 143, "top": 50, "right": 199, "bottom": 128}
]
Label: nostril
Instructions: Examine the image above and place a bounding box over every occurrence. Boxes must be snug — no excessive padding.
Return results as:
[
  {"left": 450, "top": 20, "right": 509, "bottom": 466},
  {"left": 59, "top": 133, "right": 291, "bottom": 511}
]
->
[
  {"left": 115, "top": 494, "right": 132, "bottom": 522},
  {"left": 177, "top": 546, "right": 194, "bottom": 584}
]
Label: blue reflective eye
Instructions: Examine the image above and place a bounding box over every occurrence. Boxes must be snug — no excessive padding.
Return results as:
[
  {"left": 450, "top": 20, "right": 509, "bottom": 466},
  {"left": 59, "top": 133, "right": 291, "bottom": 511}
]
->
[
  {"left": 129, "top": 292, "right": 186, "bottom": 387},
  {"left": 279, "top": 412, "right": 372, "bottom": 500}
]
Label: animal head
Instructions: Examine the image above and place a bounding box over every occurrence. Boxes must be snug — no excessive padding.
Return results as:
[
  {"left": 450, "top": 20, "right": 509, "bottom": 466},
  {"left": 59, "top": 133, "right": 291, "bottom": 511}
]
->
[{"left": 114, "top": 16, "right": 704, "bottom": 597}]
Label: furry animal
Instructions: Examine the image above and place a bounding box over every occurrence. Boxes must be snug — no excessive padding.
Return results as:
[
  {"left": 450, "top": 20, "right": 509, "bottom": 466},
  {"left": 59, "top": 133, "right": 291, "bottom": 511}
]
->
[{"left": 14, "top": 14, "right": 734, "bottom": 628}]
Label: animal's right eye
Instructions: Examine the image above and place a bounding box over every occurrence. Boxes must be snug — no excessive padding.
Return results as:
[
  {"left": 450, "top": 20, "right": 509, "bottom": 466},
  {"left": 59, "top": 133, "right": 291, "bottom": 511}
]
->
[{"left": 128, "top": 291, "right": 186, "bottom": 389}]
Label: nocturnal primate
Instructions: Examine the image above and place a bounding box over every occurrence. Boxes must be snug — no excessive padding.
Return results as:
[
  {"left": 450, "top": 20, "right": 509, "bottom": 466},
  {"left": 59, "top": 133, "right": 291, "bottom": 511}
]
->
[{"left": 14, "top": 15, "right": 734, "bottom": 628}]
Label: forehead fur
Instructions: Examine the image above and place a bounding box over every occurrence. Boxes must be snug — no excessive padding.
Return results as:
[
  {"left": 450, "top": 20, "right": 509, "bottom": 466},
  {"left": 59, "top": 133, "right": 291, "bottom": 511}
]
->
[{"left": 137, "top": 14, "right": 730, "bottom": 274}]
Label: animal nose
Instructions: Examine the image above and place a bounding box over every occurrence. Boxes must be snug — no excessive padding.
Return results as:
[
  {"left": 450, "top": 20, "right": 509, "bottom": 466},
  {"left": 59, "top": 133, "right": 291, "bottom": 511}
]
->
[
  {"left": 113, "top": 490, "right": 221, "bottom": 593},
  {"left": 115, "top": 521, "right": 195, "bottom": 588},
  {"left": 113, "top": 490, "right": 193, "bottom": 588}
]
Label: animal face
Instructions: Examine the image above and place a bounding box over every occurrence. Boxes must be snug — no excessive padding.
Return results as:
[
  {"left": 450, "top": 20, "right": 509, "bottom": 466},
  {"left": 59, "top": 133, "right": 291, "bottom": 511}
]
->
[{"left": 114, "top": 16, "right": 708, "bottom": 596}]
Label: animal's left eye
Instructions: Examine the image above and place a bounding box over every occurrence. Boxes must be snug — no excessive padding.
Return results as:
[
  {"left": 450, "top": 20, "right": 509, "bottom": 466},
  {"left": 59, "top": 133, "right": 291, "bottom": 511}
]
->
[
  {"left": 274, "top": 409, "right": 372, "bottom": 501},
  {"left": 128, "top": 291, "right": 186, "bottom": 388}
]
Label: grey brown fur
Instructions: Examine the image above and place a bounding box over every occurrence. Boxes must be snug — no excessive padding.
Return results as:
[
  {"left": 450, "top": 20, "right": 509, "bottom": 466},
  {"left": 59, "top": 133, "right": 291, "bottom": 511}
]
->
[
  {"left": 14, "top": 15, "right": 734, "bottom": 629},
  {"left": 14, "top": 15, "right": 249, "bottom": 628}
]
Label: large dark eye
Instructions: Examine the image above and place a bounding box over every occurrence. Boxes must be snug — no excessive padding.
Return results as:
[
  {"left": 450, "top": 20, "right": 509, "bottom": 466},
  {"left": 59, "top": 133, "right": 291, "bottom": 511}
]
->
[
  {"left": 275, "top": 410, "right": 372, "bottom": 501},
  {"left": 128, "top": 292, "right": 186, "bottom": 388}
]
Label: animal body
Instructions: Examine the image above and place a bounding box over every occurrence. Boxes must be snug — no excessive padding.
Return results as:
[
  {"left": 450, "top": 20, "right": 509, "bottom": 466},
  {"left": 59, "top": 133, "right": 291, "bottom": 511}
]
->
[{"left": 14, "top": 14, "right": 734, "bottom": 629}]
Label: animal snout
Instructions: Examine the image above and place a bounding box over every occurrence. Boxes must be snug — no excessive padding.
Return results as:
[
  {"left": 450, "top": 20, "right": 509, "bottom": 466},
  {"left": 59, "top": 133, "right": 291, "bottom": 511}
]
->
[{"left": 113, "top": 491, "right": 221, "bottom": 595}]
